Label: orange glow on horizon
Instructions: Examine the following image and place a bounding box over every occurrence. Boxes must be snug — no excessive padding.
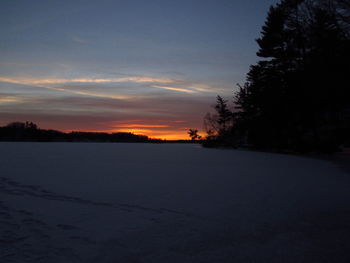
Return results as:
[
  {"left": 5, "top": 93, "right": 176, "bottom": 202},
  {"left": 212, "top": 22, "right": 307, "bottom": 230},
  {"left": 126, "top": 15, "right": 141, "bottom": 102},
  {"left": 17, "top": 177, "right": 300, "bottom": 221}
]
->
[
  {"left": 58, "top": 121, "right": 204, "bottom": 141},
  {"left": 63, "top": 128, "right": 202, "bottom": 140},
  {"left": 113, "top": 128, "right": 191, "bottom": 140}
]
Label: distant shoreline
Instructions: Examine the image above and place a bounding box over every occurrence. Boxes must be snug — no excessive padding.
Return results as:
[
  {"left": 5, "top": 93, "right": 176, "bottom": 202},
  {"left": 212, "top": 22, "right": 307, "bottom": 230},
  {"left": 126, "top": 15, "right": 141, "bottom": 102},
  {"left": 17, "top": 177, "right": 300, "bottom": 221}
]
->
[
  {"left": 0, "top": 121, "right": 199, "bottom": 143},
  {"left": 0, "top": 140, "right": 199, "bottom": 144}
]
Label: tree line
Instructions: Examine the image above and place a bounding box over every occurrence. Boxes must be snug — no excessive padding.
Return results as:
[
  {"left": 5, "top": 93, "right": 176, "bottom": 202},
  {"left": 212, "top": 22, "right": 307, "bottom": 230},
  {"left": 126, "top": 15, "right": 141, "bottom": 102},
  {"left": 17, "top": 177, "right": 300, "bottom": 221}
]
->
[
  {"left": 200, "top": 0, "right": 350, "bottom": 152},
  {"left": 0, "top": 122, "right": 150, "bottom": 143}
]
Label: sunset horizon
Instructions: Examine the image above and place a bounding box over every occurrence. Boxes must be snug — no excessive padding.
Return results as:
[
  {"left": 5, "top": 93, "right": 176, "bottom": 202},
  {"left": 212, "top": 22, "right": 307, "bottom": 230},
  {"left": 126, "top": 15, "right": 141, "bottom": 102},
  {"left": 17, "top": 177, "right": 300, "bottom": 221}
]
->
[
  {"left": 0, "top": 0, "right": 278, "bottom": 140},
  {"left": 0, "top": 118, "right": 197, "bottom": 140},
  {"left": 1, "top": 1, "right": 350, "bottom": 262}
]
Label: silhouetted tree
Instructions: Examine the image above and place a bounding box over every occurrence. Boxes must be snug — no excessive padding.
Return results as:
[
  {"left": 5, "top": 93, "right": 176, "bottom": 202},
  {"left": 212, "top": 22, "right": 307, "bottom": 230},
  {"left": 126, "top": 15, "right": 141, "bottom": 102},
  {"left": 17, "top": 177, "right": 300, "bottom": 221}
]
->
[
  {"left": 202, "top": 95, "right": 240, "bottom": 147},
  {"left": 25, "top": 121, "right": 38, "bottom": 130},
  {"left": 204, "top": 0, "right": 350, "bottom": 152},
  {"left": 188, "top": 129, "right": 202, "bottom": 141},
  {"left": 215, "top": 95, "right": 232, "bottom": 133},
  {"left": 204, "top": 96, "right": 233, "bottom": 137}
]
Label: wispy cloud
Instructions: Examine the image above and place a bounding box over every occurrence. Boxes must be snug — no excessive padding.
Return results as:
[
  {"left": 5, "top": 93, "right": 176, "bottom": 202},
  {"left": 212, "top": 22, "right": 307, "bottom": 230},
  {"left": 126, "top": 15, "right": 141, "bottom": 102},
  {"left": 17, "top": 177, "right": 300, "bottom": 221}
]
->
[
  {"left": 0, "top": 76, "right": 218, "bottom": 95},
  {"left": 0, "top": 96, "right": 24, "bottom": 103},
  {"left": 0, "top": 76, "right": 176, "bottom": 85},
  {"left": 0, "top": 77, "right": 131, "bottom": 100},
  {"left": 53, "top": 89, "right": 130, "bottom": 100},
  {"left": 151, "top": 85, "right": 197, "bottom": 94}
]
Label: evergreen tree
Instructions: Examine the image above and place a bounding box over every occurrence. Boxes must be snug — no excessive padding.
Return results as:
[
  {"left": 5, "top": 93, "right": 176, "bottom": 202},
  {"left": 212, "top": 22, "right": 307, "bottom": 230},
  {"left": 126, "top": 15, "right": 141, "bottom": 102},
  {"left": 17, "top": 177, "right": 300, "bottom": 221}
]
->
[
  {"left": 234, "top": 0, "right": 350, "bottom": 151},
  {"left": 205, "top": 0, "right": 350, "bottom": 152},
  {"left": 214, "top": 95, "right": 232, "bottom": 134}
]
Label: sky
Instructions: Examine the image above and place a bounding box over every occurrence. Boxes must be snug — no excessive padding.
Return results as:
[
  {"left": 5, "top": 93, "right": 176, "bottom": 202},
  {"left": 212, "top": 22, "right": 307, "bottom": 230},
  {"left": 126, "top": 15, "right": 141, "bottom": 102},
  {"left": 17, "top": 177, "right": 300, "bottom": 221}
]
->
[{"left": 0, "top": 0, "right": 279, "bottom": 140}]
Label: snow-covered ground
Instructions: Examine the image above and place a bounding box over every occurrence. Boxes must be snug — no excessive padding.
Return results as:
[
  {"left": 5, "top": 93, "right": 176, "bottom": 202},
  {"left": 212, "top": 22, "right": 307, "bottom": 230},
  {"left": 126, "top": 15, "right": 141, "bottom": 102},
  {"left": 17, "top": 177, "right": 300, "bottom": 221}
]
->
[{"left": 1, "top": 142, "right": 349, "bottom": 262}]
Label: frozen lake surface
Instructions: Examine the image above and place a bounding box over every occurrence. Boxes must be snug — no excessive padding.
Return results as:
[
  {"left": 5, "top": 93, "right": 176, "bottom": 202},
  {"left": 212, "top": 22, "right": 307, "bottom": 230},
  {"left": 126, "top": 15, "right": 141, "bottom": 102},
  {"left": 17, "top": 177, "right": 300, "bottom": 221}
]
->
[{"left": 1, "top": 142, "right": 350, "bottom": 262}]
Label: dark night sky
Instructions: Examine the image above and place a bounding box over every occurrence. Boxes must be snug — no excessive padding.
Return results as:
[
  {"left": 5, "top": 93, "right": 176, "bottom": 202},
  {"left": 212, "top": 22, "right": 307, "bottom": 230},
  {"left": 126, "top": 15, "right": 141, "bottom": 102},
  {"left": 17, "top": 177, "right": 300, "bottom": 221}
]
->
[{"left": 0, "top": 0, "right": 279, "bottom": 139}]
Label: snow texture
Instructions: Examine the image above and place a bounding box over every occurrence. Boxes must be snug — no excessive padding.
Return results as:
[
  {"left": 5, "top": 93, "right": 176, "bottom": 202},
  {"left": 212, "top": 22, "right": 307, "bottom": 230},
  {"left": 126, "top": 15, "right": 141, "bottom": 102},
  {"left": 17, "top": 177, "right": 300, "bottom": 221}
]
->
[{"left": 0, "top": 142, "right": 350, "bottom": 262}]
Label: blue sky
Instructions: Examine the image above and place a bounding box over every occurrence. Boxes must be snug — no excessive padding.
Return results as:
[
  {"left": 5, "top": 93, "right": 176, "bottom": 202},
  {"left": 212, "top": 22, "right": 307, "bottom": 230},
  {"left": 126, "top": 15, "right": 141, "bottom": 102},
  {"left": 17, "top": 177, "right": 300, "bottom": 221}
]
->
[{"left": 0, "top": 0, "right": 279, "bottom": 139}]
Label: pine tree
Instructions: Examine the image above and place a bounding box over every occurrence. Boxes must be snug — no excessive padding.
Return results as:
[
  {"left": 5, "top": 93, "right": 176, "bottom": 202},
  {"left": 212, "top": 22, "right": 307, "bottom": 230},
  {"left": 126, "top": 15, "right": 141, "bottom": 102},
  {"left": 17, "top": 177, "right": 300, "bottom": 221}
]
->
[
  {"left": 231, "top": 0, "right": 350, "bottom": 152},
  {"left": 214, "top": 95, "right": 232, "bottom": 134}
]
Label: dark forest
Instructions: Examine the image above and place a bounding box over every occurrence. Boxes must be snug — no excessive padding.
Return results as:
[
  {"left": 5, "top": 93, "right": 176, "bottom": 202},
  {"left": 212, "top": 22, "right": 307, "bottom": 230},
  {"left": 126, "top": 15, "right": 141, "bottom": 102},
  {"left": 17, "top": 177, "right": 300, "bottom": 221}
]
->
[{"left": 203, "top": 0, "right": 350, "bottom": 152}]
